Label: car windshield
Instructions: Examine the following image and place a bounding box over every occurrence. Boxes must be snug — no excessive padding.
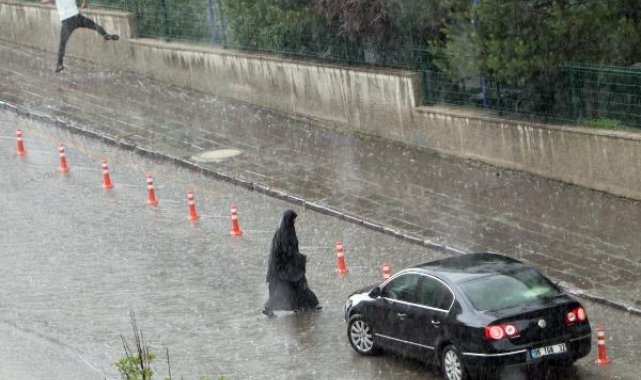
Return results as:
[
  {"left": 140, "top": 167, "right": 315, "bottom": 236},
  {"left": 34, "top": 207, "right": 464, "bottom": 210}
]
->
[{"left": 459, "top": 268, "right": 561, "bottom": 311}]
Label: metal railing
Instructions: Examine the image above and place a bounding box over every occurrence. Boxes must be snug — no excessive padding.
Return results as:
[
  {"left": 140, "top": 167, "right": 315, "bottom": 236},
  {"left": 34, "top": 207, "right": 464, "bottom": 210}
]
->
[{"left": 420, "top": 64, "right": 641, "bottom": 129}]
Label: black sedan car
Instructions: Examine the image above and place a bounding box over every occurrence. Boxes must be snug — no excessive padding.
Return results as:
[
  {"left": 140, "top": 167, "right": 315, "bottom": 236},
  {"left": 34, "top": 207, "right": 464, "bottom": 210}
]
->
[{"left": 344, "top": 253, "right": 591, "bottom": 380}]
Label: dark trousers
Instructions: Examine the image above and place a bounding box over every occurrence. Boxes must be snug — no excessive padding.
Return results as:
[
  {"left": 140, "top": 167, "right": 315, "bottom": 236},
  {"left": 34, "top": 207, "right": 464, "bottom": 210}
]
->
[{"left": 57, "top": 14, "right": 107, "bottom": 66}]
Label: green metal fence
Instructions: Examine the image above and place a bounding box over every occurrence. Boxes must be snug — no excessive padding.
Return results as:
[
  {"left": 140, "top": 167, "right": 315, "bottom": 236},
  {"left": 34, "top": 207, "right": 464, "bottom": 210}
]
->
[
  {"left": 420, "top": 65, "right": 641, "bottom": 129},
  {"left": 29, "top": 0, "right": 422, "bottom": 66},
  {"left": 84, "top": 0, "right": 129, "bottom": 9},
  {"left": 23, "top": 0, "right": 641, "bottom": 129},
  {"left": 22, "top": 0, "right": 129, "bottom": 9},
  {"left": 564, "top": 64, "right": 641, "bottom": 129}
]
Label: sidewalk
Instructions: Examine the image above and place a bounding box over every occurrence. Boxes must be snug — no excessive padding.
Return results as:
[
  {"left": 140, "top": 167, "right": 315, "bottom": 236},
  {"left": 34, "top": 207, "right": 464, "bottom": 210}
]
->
[{"left": 2, "top": 40, "right": 640, "bottom": 315}]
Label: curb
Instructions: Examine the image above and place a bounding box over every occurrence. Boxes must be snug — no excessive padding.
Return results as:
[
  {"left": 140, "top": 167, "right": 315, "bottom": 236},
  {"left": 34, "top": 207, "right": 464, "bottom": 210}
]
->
[{"left": 3, "top": 99, "right": 640, "bottom": 317}]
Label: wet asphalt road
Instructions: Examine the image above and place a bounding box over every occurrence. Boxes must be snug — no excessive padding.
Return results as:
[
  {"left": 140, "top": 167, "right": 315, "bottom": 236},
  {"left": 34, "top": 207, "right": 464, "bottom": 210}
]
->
[
  {"left": 2, "top": 39, "right": 641, "bottom": 313},
  {"left": 1, "top": 113, "right": 640, "bottom": 379}
]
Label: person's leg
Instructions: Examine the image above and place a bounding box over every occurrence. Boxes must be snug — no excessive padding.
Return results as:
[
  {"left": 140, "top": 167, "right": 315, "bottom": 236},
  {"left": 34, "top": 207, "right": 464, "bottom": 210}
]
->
[
  {"left": 56, "top": 18, "right": 77, "bottom": 72},
  {"left": 76, "top": 13, "right": 119, "bottom": 40},
  {"left": 76, "top": 13, "right": 107, "bottom": 37}
]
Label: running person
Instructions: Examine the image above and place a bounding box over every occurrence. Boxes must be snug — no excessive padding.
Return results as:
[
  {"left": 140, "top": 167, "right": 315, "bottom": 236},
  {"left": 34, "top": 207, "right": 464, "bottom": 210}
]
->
[{"left": 41, "top": 0, "right": 119, "bottom": 72}]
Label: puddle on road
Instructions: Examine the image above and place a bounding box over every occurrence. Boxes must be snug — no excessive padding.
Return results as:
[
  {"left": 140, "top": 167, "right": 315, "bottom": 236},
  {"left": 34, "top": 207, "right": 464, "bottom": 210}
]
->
[{"left": 191, "top": 149, "right": 242, "bottom": 163}]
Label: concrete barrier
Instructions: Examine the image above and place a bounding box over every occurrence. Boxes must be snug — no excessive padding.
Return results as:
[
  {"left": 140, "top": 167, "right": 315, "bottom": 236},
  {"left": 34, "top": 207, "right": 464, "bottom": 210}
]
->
[
  {"left": 124, "top": 38, "right": 420, "bottom": 142},
  {"left": 0, "top": 1, "right": 135, "bottom": 70},
  {"left": 410, "top": 107, "right": 641, "bottom": 200},
  {"left": 2, "top": 0, "right": 641, "bottom": 200}
]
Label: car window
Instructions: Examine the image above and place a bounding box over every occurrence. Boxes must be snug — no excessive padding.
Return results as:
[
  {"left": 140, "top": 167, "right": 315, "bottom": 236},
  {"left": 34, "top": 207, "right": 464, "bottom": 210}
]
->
[
  {"left": 381, "top": 273, "right": 422, "bottom": 303},
  {"left": 416, "top": 276, "right": 454, "bottom": 310},
  {"left": 459, "top": 268, "right": 562, "bottom": 311}
]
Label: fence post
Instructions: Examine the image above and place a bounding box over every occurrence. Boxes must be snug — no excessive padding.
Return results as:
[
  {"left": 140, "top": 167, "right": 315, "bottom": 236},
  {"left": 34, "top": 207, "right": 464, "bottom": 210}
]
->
[
  {"left": 481, "top": 76, "right": 489, "bottom": 111},
  {"left": 159, "top": 0, "right": 169, "bottom": 41},
  {"left": 569, "top": 70, "right": 580, "bottom": 123},
  {"left": 496, "top": 81, "right": 503, "bottom": 115},
  {"left": 207, "top": 0, "right": 220, "bottom": 44},
  {"left": 216, "top": 0, "right": 227, "bottom": 48}
]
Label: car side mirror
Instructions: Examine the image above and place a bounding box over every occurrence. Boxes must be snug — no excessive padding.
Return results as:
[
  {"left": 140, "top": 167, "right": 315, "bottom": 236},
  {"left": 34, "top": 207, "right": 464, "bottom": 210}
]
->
[{"left": 369, "top": 287, "right": 381, "bottom": 298}]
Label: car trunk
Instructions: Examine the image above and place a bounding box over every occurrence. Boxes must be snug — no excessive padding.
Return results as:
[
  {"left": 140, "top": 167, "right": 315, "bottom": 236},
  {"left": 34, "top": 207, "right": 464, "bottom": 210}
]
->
[{"left": 486, "top": 296, "right": 580, "bottom": 345}]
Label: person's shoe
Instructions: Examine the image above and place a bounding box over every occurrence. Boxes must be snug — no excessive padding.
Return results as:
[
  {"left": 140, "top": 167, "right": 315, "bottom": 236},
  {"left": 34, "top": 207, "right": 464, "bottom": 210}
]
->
[
  {"left": 262, "top": 308, "right": 276, "bottom": 318},
  {"left": 55, "top": 64, "right": 64, "bottom": 73},
  {"left": 104, "top": 34, "right": 119, "bottom": 41},
  {"left": 314, "top": 305, "right": 323, "bottom": 310}
]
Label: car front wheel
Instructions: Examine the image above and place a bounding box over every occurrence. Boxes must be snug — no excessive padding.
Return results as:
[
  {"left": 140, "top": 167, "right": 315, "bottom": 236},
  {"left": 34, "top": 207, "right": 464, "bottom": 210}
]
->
[
  {"left": 442, "top": 345, "right": 468, "bottom": 380},
  {"left": 347, "top": 314, "right": 378, "bottom": 356}
]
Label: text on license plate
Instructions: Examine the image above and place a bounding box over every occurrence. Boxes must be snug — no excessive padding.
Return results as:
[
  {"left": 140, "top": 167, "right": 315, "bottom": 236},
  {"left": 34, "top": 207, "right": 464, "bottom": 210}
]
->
[{"left": 530, "top": 343, "right": 567, "bottom": 359}]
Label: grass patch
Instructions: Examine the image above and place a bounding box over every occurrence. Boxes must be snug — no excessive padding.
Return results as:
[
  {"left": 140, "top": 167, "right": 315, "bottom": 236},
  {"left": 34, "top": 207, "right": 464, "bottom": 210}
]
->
[{"left": 584, "top": 118, "right": 626, "bottom": 130}]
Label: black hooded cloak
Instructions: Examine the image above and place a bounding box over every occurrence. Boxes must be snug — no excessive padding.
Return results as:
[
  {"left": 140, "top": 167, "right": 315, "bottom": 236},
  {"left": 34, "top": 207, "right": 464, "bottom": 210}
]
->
[{"left": 264, "top": 210, "right": 319, "bottom": 311}]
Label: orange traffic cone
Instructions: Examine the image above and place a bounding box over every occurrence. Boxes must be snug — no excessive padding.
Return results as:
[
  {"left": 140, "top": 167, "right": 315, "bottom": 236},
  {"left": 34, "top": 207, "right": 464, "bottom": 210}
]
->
[
  {"left": 335, "top": 241, "right": 349, "bottom": 275},
  {"left": 146, "top": 175, "right": 158, "bottom": 206},
  {"left": 595, "top": 327, "right": 612, "bottom": 365},
  {"left": 58, "top": 143, "right": 69, "bottom": 172},
  {"left": 102, "top": 159, "right": 114, "bottom": 189},
  {"left": 382, "top": 262, "right": 391, "bottom": 280},
  {"left": 187, "top": 190, "right": 199, "bottom": 221},
  {"left": 229, "top": 204, "right": 243, "bottom": 236},
  {"left": 16, "top": 128, "right": 26, "bottom": 156}
]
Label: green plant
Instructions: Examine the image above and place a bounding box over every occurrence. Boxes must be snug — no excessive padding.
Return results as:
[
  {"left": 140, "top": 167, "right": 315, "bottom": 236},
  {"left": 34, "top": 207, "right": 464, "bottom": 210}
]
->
[
  {"left": 584, "top": 118, "right": 626, "bottom": 130},
  {"left": 115, "top": 312, "right": 156, "bottom": 380},
  {"left": 115, "top": 311, "right": 224, "bottom": 380}
]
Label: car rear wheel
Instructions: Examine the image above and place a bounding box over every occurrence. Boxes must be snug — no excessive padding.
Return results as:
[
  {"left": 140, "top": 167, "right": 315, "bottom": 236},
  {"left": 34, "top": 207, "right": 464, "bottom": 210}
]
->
[
  {"left": 442, "top": 345, "right": 468, "bottom": 380},
  {"left": 347, "top": 315, "right": 378, "bottom": 356}
]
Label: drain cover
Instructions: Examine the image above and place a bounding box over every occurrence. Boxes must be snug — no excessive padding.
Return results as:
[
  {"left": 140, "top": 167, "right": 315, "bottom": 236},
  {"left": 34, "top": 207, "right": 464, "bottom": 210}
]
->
[{"left": 191, "top": 149, "right": 242, "bottom": 163}]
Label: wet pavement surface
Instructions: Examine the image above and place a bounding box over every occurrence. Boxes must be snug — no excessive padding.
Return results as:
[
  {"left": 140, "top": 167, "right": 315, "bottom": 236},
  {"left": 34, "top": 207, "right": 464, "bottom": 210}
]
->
[
  {"left": 2, "top": 40, "right": 640, "bottom": 314},
  {"left": 0, "top": 117, "right": 439, "bottom": 379},
  {"left": 0, "top": 35, "right": 640, "bottom": 293},
  {"left": 1, "top": 114, "right": 640, "bottom": 380}
]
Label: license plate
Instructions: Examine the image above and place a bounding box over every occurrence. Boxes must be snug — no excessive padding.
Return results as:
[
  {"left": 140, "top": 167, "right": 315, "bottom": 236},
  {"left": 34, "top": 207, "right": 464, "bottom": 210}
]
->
[{"left": 530, "top": 343, "right": 567, "bottom": 359}]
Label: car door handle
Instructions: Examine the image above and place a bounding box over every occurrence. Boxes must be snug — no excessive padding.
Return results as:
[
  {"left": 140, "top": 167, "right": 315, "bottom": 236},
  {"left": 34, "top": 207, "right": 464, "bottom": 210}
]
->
[
  {"left": 431, "top": 320, "right": 442, "bottom": 327},
  {"left": 397, "top": 313, "right": 407, "bottom": 320}
]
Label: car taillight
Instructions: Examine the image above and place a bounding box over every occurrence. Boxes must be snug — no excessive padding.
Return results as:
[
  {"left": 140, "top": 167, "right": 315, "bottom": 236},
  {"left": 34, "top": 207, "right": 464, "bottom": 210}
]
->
[
  {"left": 565, "top": 307, "right": 588, "bottom": 324},
  {"left": 484, "top": 324, "right": 519, "bottom": 341}
]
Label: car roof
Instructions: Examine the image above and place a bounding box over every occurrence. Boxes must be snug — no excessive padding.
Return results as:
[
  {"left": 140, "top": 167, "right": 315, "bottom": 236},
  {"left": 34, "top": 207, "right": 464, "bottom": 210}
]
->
[{"left": 413, "top": 252, "right": 531, "bottom": 284}]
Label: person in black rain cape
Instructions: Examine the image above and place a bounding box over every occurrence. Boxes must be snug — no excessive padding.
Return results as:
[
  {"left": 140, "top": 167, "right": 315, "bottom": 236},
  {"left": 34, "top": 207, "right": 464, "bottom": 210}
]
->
[{"left": 263, "top": 210, "right": 321, "bottom": 318}]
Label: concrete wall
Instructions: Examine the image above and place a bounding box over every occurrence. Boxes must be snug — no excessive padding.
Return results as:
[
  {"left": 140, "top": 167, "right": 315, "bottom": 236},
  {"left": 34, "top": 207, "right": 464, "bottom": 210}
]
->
[
  {"left": 2, "top": 1, "right": 641, "bottom": 200},
  {"left": 0, "top": 1, "right": 135, "bottom": 69},
  {"left": 126, "top": 39, "right": 420, "bottom": 144},
  {"left": 410, "top": 108, "right": 641, "bottom": 199}
]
